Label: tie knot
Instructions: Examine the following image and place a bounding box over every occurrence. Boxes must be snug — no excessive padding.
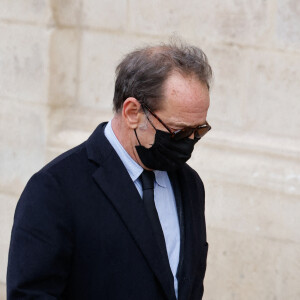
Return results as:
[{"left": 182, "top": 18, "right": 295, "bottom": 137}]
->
[{"left": 140, "top": 170, "right": 155, "bottom": 190}]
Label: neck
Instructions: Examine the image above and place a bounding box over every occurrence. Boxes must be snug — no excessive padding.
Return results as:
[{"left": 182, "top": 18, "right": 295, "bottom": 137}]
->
[{"left": 111, "top": 115, "right": 141, "bottom": 165}]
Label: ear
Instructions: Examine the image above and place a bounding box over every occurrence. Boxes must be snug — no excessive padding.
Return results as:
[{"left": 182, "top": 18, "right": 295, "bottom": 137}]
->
[{"left": 122, "top": 97, "right": 143, "bottom": 129}]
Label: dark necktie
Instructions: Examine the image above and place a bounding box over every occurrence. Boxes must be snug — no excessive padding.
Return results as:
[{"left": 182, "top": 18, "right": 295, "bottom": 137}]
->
[{"left": 140, "top": 170, "right": 169, "bottom": 259}]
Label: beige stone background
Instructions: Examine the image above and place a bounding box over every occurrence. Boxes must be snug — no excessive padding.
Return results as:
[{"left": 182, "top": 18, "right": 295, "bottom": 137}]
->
[{"left": 0, "top": 0, "right": 299, "bottom": 299}]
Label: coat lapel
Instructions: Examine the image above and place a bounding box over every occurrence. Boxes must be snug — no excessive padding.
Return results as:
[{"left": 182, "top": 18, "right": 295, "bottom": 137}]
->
[
  {"left": 170, "top": 168, "right": 200, "bottom": 300},
  {"left": 86, "top": 123, "right": 176, "bottom": 300}
]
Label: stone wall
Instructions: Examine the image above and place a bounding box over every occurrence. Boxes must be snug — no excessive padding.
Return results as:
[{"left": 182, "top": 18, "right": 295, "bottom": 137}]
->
[{"left": 0, "top": 1, "right": 299, "bottom": 299}]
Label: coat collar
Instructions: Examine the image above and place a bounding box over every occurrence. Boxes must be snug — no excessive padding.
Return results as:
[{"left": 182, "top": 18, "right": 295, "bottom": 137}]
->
[{"left": 168, "top": 170, "right": 200, "bottom": 300}]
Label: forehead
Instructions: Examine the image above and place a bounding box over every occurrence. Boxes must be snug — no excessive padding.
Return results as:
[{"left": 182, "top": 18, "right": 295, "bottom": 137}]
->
[{"left": 159, "top": 72, "right": 210, "bottom": 127}]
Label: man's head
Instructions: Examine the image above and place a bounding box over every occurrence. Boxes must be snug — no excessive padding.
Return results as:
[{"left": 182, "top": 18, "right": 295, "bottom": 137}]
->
[
  {"left": 111, "top": 41, "right": 212, "bottom": 171},
  {"left": 113, "top": 42, "right": 212, "bottom": 113}
]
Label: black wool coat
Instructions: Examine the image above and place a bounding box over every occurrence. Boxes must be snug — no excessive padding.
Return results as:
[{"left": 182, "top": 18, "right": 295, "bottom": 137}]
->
[{"left": 7, "top": 122, "right": 208, "bottom": 300}]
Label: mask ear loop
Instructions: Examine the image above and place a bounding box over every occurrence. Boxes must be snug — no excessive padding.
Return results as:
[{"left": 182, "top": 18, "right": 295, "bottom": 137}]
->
[
  {"left": 140, "top": 104, "right": 157, "bottom": 131},
  {"left": 135, "top": 103, "right": 158, "bottom": 146},
  {"left": 134, "top": 129, "right": 142, "bottom": 146}
]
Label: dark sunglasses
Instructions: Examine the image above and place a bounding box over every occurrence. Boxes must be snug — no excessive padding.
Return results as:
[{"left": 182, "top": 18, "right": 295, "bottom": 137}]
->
[{"left": 140, "top": 102, "right": 211, "bottom": 141}]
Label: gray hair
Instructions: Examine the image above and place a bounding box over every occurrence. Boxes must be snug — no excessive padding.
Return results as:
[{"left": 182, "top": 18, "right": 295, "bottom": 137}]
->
[{"left": 113, "top": 41, "right": 212, "bottom": 113}]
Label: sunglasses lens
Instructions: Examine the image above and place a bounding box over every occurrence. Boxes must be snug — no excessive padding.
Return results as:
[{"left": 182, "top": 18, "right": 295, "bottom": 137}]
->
[
  {"left": 173, "top": 129, "right": 194, "bottom": 141},
  {"left": 195, "top": 125, "right": 211, "bottom": 139},
  {"left": 173, "top": 124, "right": 211, "bottom": 141}
]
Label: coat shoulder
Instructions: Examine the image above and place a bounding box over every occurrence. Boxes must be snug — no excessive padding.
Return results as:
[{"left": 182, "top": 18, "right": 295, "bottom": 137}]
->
[{"left": 40, "top": 142, "right": 88, "bottom": 176}]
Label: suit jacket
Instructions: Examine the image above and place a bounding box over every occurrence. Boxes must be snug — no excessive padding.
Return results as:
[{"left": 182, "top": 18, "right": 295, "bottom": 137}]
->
[{"left": 7, "top": 122, "right": 208, "bottom": 300}]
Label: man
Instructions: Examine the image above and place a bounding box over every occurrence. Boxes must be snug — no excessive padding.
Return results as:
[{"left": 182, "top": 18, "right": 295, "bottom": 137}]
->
[{"left": 7, "top": 42, "right": 212, "bottom": 299}]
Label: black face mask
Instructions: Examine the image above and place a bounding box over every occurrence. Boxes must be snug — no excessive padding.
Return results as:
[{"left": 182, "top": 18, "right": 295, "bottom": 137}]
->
[{"left": 135, "top": 129, "right": 199, "bottom": 171}]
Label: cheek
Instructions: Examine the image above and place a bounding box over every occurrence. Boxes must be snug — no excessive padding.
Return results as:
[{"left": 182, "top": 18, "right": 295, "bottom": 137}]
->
[
  {"left": 144, "top": 132, "right": 156, "bottom": 148},
  {"left": 137, "top": 129, "right": 156, "bottom": 148},
  {"left": 138, "top": 121, "right": 148, "bottom": 131},
  {"left": 188, "top": 132, "right": 195, "bottom": 140}
]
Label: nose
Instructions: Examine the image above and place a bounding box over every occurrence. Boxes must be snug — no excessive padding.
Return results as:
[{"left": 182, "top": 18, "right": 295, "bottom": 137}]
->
[{"left": 188, "top": 132, "right": 195, "bottom": 140}]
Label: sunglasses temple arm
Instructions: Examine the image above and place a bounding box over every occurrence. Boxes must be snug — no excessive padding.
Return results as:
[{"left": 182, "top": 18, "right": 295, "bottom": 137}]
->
[{"left": 146, "top": 106, "right": 173, "bottom": 134}]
